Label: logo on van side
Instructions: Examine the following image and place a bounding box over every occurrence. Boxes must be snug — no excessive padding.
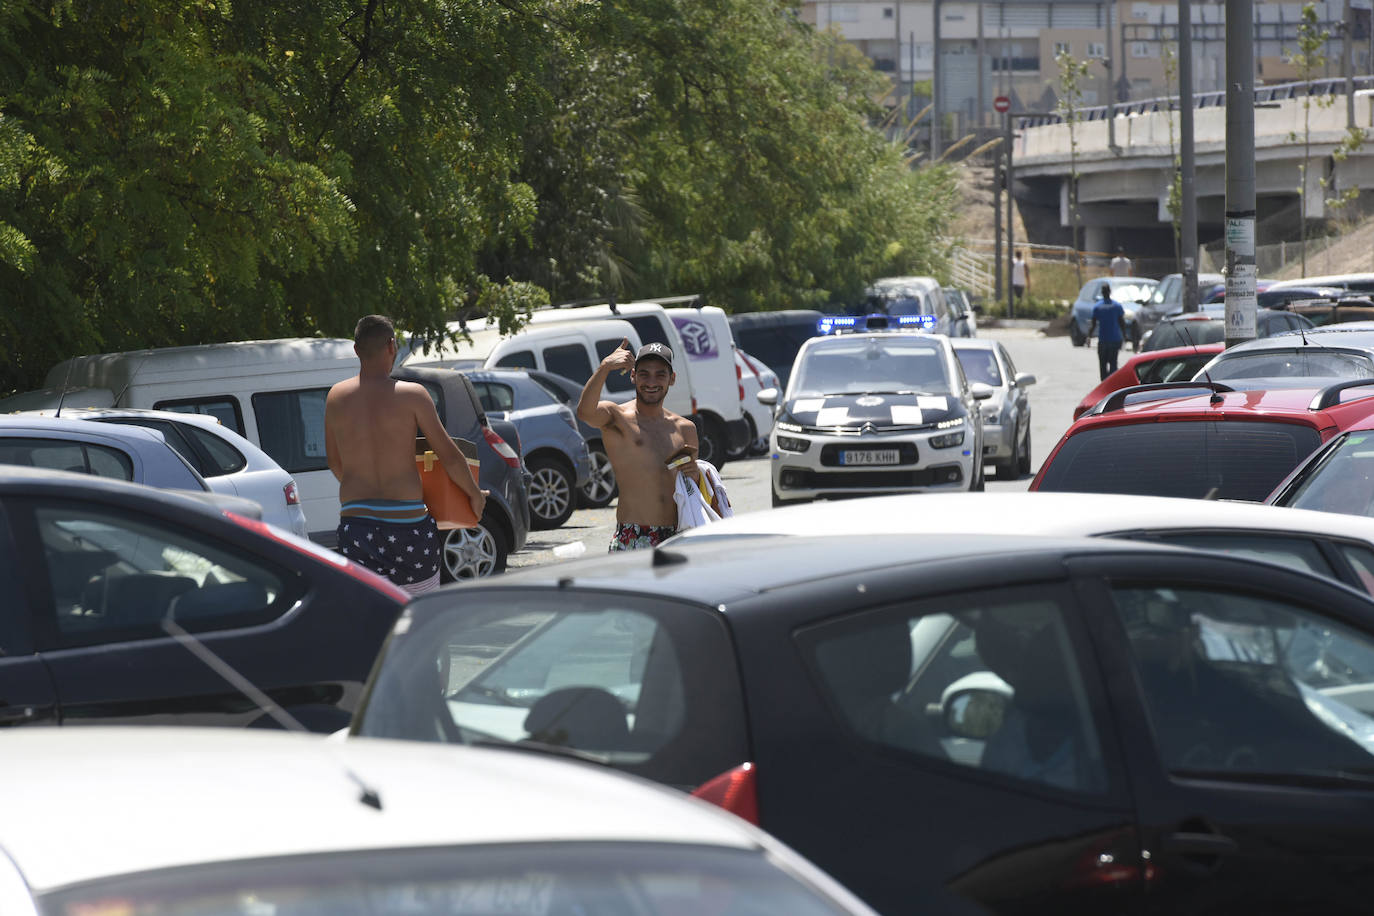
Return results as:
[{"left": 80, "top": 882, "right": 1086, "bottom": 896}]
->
[{"left": 670, "top": 317, "right": 716, "bottom": 359}]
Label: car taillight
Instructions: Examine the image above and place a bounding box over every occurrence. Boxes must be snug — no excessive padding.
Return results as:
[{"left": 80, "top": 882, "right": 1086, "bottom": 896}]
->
[
  {"left": 690, "top": 762, "right": 758, "bottom": 825},
  {"left": 483, "top": 425, "right": 521, "bottom": 468},
  {"left": 736, "top": 360, "right": 745, "bottom": 403},
  {"left": 283, "top": 480, "right": 300, "bottom": 506},
  {"left": 691, "top": 396, "right": 699, "bottom": 414},
  {"left": 222, "top": 512, "right": 411, "bottom": 604},
  {"left": 559, "top": 407, "right": 580, "bottom": 433}
]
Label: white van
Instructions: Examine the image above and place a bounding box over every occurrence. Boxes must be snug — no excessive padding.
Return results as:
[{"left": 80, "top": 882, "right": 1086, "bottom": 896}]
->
[
  {"left": 864, "top": 277, "right": 955, "bottom": 335},
  {"left": 405, "top": 320, "right": 644, "bottom": 406},
  {"left": 32, "top": 339, "right": 357, "bottom": 540},
  {"left": 664, "top": 304, "right": 751, "bottom": 459}
]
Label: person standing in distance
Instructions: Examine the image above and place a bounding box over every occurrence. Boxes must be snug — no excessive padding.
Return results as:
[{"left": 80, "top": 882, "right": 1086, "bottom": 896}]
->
[
  {"left": 1110, "top": 246, "right": 1133, "bottom": 277},
  {"left": 578, "top": 340, "right": 700, "bottom": 551},
  {"left": 1011, "top": 250, "right": 1029, "bottom": 305},
  {"left": 1088, "top": 283, "right": 1127, "bottom": 381},
  {"left": 325, "top": 315, "right": 487, "bottom": 593}
]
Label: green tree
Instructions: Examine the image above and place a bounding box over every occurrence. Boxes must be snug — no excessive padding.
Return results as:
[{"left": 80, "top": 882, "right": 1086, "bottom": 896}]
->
[
  {"left": 1055, "top": 49, "right": 1091, "bottom": 289},
  {"left": 1161, "top": 42, "right": 1183, "bottom": 270},
  {"left": 1288, "top": 3, "right": 1332, "bottom": 275}
]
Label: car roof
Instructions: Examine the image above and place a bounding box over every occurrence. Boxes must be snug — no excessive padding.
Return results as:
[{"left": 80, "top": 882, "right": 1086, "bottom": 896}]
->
[
  {"left": 0, "top": 728, "right": 763, "bottom": 893},
  {"left": 0, "top": 414, "right": 175, "bottom": 441},
  {"left": 1269, "top": 273, "right": 1374, "bottom": 290},
  {"left": 1074, "top": 383, "right": 1374, "bottom": 424},
  {"left": 670, "top": 491, "right": 1374, "bottom": 546},
  {"left": 1208, "top": 329, "right": 1374, "bottom": 354},
  {"left": 417, "top": 532, "right": 1192, "bottom": 607},
  {"left": 949, "top": 337, "right": 997, "bottom": 352},
  {"left": 16, "top": 406, "right": 226, "bottom": 429},
  {"left": 0, "top": 465, "right": 230, "bottom": 514}
]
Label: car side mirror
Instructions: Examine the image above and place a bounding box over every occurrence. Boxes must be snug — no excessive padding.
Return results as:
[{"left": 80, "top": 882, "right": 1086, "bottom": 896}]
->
[
  {"left": 488, "top": 410, "right": 508, "bottom": 421},
  {"left": 757, "top": 388, "right": 778, "bottom": 406},
  {"left": 970, "top": 382, "right": 995, "bottom": 401},
  {"left": 1015, "top": 372, "right": 1037, "bottom": 389},
  {"left": 944, "top": 687, "right": 1009, "bottom": 740}
]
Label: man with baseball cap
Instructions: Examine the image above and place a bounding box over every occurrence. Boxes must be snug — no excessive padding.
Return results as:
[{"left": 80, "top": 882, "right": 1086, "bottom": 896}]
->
[{"left": 578, "top": 338, "right": 700, "bottom": 550}]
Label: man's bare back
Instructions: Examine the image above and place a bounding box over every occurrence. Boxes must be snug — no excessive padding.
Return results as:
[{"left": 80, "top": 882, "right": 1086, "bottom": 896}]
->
[{"left": 326, "top": 375, "right": 434, "bottom": 504}]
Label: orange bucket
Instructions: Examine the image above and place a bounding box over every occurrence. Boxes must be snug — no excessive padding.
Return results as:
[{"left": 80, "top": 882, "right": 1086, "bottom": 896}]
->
[{"left": 415, "top": 437, "right": 481, "bottom": 530}]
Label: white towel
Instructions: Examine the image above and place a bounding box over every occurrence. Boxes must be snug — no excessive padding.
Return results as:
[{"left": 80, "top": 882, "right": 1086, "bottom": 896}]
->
[{"left": 673, "top": 460, "right": 733, "bottom": 530}]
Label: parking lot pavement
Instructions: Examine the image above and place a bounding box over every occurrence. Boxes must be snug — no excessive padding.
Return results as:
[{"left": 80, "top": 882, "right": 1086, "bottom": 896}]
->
[{"left": 508, "top": 324, "right": 1104, "bottom": 570}]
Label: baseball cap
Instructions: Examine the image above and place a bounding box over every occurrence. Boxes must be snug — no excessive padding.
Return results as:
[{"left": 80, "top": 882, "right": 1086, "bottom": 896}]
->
[{"left": 635, "top": 343, "right": 674, "bottom": 367}]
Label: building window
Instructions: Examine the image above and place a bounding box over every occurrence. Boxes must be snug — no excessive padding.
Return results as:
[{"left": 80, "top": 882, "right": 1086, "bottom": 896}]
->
[
  {"left": 884, "top": 7, "right": 894, "bottom": 18},
  {"left": 1053, "top": 41, "right": 1071, "bottom": 56},
  {"left": 1087, "top": 41, "right": 1106, "bottom": 58},
  {"left": 1130, "top": 41, "right": 1157, "bottom": 58},
  {"left": 831, "top": 4, "right": 859, "bottom": 22}
]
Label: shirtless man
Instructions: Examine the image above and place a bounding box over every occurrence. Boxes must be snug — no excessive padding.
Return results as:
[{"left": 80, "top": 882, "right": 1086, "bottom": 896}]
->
[
  {"left": 578, "top": 340, "right": 699, "bottom": 551},
  {"left": 325, "top": 315, "right": 487, "bottom": 593}
]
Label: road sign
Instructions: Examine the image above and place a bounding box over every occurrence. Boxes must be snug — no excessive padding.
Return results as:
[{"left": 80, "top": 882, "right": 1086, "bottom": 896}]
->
[{"left": 993, "top": 96, "right": 1010, "bottom": 114}]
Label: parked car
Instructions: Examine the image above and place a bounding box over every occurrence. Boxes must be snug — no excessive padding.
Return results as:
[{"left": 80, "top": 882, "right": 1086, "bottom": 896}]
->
[
  {"left": 1142, "top": 271, "right": 1226, "bottom": 332},
  {"left": 674, "top": 490, "right": 1374, "bottom": 597},
  {"left": 1140, "top": 306, "right": 1314, "bottom": 352},
  {"left": 1068, "top": 276, "right": 1160, "bottom": 348},
  {"left": 1286, "top": 294, "right": 1374, "bottom": 327},
  {"left": 20, "top": 406, "right": 309, "bottom": 537},
  {"left": 1073, "top": 343, "right": 1224, "bottom": 420},
  {"left": 950, "top": 338, "right": 1035, "bottom": 479},
  {"left": 734, "top": 346, "right": 779, "bottom": 458},
  {"left": 760, "top": 322, "right": 991, "bottom": 505},
  {"left": 727, "top": 309, "right": 824, "bottom": 389},
  {"left": 943, "top": 286, "right": 979, "bottom": 337},
  {"left": 0, "top": 727, "right": 877, "bottom": 915},
  {"left": 353, "top": 528, "right": 1374, "bottom": 914},
  {"left": 1035, "top": 380, "right": 1374, "bottom": 501},
  {"left": 1268, "top": 412, "right": 1374, "bottom": 524},
  {"left": 1267, "top": 272, "right": 1374, "bottom": 294},
  {"left": 524, "top": 368, "right": 620, "bottom": 508},
  {"left": 860, "top": 276, "right": 957, "bottom": 335},
  {"left": 391, "top": 365, "right": 531, "bottom": 579},
  {"left": 1257, "top": 285, "right": 1347, "bottom": 310},
  {"left": 0, "top": 414, "right": 208, "bottom": 493},
  {"left": 1190, "top": 324, "right": 1374, "bottom": 385},
  {"left": 0, "top": 466, "right": 406, "bottom": 732},
  {"left": 463, "top": 368, "right": 591, "bottom": 530}
]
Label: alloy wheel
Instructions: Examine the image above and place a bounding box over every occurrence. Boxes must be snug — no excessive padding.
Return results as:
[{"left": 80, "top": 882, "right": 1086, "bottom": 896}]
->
[{"left": 443, "top": 526, "right": 499, "bottom": 579}]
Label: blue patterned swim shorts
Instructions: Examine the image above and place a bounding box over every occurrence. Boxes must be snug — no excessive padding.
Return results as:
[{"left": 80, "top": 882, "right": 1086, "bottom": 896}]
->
[{"left": 337, "top": 499, "right": 441, "bottom": 594}]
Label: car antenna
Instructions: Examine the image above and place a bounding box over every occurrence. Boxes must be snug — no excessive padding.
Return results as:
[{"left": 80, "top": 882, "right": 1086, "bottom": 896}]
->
[
  {"left": 160, "top": 609, "right": 384, "bottom": 811},
  {"left": 52, "top": 356, "right": 77, "bottom": 418}
]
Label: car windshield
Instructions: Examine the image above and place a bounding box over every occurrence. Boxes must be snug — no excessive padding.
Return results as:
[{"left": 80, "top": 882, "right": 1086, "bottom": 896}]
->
[
  {"left": 1037, "top": 420, "right": 1322, "bottom": 501},
  {"left": 791, "top": 338, "right": 950, "bottom": 397},
  {"left": 39, "top": 844, "right": 853, "bottom": 916},
  {"left": 1201, "top": 349, "right": 1374, "bottom": 381},
  {"left": 355, "top": 591, "right": 750, "bottom": 789},
  {"left": 954, "top": 349, "right": 1002, "bottom": 386},
  {"left": 1282, "top": 431, "right": 1374, "bottom": 517}
]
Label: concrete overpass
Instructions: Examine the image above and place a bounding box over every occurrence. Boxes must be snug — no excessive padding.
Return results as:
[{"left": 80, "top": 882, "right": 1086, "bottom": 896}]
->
[{"left": 1010, "top": 78, "right": 1374, "bottom": 258}]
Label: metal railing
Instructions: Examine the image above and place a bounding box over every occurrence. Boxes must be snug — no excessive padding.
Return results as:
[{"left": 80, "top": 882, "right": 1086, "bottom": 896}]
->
[{"left": 950, "top": 247, "right": 995, "bottom": 296}]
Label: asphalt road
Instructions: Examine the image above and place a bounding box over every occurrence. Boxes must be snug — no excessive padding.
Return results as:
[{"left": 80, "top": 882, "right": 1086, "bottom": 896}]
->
[{"left": 509, "top": 324, "right": 1109, "bottom": 570}]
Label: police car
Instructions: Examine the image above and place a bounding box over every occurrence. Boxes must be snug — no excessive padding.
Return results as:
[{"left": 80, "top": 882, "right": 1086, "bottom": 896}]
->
[{"left": 758, "top": 315, "right": 992, "bottom": 505}]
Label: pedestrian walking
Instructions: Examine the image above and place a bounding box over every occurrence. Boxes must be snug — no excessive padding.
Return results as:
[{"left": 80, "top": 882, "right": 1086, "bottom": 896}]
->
[
  {"left": 1110, "top": 247, "right": 1133, "bottom": 277},
  {"left": 1088, "top": 283, "right": 1127, "bottom": 381},
  {"left": 1012, "top": 251, "right": 1029, "bottom": 304},
  {"left": 578, "top": 340, "right": 700, "bottom": 551},
  {"left": 325, "top": 315, "right": 487, "bottom": 594}
]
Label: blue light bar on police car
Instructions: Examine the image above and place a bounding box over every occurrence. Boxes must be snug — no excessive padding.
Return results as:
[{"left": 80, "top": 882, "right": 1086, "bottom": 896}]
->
[{"left": 818, "top": 314, "right": 937, "bottom": 334}]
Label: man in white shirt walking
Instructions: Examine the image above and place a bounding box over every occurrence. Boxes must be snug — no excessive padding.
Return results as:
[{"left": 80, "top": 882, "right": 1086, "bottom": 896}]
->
[{"left": 1110, "top": 247, "right": 1133, "bottom": 277}]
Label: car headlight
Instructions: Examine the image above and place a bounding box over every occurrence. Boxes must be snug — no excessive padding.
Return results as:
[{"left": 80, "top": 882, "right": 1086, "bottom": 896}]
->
[
  {"left": 930, "top": 417, "right": 965, "bottom": 449},
  {"left": 776, "top": 434, "right": 810, "bottom": 453},
  {"left": 775, "top": 420, "right": 803, "bottom": 433}
]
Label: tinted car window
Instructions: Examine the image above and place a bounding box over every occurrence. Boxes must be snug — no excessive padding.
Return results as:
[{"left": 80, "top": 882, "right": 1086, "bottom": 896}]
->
[
  {"left": 182, "top": 424, "right": 247, "bottom": 475},
  {"left": 0, "top": 438, "right": 133, "bottom": 480},
  {"left": 356, "top": 592, "right": 749, "bottom": 788},
  {"left": 1137, "top": 354, "right": 1213, "bottom": 384},
  {"left": 955, "top": 349, "right": 1003, "bottom": 386},
  {"left": 32, "top": 503, "right": 285, "bottom": 647},
  {"left": 494, "top": 349, "right": 536, "bottom": 369},
  {"left": 91, "top": 418, "right": 204, "bottom": 475},
  {"left": 472, "top": 381, "right": 515, "bottom": 413},
  {"left": 803, "top": 587, "right": 1107, "bottom": 794},
  {"left": 252, "top": 389, "right": 329, "bottom": 474},
  {"left": 1148, "top": 319, "right": 1225, "bottom": 350},
  {"left": 154, "top": 397, "right": 245, "bottom": 436},
  {"left": 544, "top": 344, "right": 594, "bottom": 385},
  {"left": 627, "top": 316, "right": 670, "bottom": 347},
  {"left": 594, "top": 338, "right": 635, "bottom": 393},
  {"left": 1038, "top": 421, "right": 1321, "bottom": 501},
  {"left": 1111, "top": 585, "right": 1374, "bottom": 778},
  {"left": 1145, "top": 533, "right": 1335, "bottom": 580},
  {"left": 1282, "top": 430, "right": 1374, "bottom": 517},
  {"left": 733, "top": 323, "right": 821, "bottom": 386},
  {"left": 1204, "top": 350, "right": 1374, "bottom": 381}
]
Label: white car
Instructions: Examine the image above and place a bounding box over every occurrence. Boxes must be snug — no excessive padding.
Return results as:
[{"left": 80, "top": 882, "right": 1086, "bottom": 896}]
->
[
  {"left": 0, "top": 727, "right": 876, "bottom": 915},
  {"left": 19, "top": 407, "right": 308, "bottom": 537},
  {"left": 674, "top": 490, "right": 1374, "bottom": 598},
  {"left": 734, "top": 346, "right": 778, "bottom": 457}
]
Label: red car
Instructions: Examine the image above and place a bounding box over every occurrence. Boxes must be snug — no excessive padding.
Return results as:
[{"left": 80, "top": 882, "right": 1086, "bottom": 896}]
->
[
  {"left": 1035, "top": 380, "right": 1374, "bottom": 501},
  {"left": 1073, "top": 343, "right": 1224, "bottom": 420}
]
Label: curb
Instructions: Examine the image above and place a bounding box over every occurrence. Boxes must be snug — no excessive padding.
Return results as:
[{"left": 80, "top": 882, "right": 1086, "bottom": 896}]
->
[{"left": 983, "top": 318, "right": 1051, "bottom": 330}]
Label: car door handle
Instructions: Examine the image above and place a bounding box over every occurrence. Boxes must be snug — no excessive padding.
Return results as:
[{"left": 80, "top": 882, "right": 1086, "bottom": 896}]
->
[
  {"left": 0, "top": 704, "right": 54, "bottom": 725},
  {"left": 1163, "top": 832, "right": 1239, "bottom": 857}
]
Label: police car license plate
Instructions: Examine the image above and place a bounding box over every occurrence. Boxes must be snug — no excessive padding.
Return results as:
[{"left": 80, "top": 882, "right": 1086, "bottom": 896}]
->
[{"left": 842, "top": 448, "right": 900, "bottom": 466}]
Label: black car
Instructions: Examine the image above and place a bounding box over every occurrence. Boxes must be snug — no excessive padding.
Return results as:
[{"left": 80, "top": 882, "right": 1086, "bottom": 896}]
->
[
  {"left": 353, "top": 532, "right": 1374, "bottom": 915},
  {"left": 0, "top": 466, "right": 407, "bottom": 733},
  {"left": 392, "top": 365, "right": 530, "bottom": 578},
  {"left": 1141, "top": 307, "right": 1313, "bottom": 352}
]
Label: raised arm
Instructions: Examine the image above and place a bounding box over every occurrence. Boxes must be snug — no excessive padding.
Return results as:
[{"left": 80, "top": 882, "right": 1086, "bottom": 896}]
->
[
  {"left": 408, "top": 383, "right": 487, "bottom": 519},
  {"left": 579, "top": 339, "right": 634, "bottom": 428}
]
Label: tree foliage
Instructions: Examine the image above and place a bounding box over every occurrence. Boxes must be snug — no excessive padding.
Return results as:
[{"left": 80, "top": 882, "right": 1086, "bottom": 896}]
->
[{"left": 0, "top": 0, "right": 956, "bottom": 393}]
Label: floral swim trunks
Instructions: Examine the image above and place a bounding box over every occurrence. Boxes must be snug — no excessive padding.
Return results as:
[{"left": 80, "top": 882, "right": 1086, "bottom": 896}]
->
[{"left": 609, "top": 522, "right": 678, "bottom": 552}]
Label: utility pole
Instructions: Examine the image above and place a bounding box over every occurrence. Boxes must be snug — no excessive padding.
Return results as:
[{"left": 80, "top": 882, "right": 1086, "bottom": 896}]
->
[
  {"left": 1180, "top": 0, "right": 1199, "bottom": 311},
  {"left": 1006, "top": 111, "right": 1015, "bottom": 319},
  {"left": 932, "top": 0, "right": 943, "bottom": 158},
  {"left": 895, "top": 0, "right": 903, "bottom": 130},
  {"left": 994, "top": 154, "right": 1004, "bottom": 302},
  {"left": 1224, "top": 0, "right": 1257, "bottom": 346},
  {"left": 1105, "top": 0, "right": 1117, "bottom": 151},
  {"left": 1346, "top": 0, "right": 1356, "bottom": 131}
]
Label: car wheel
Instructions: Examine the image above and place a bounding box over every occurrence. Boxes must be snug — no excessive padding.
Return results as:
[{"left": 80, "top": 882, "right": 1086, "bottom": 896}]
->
[
  {"left": 1017, "top": 426, "right": 1033, "bottom": 477},
  {"left": 528, "top": 456, "right": 577, "bottom": 529},
  {"left": 1069, "top": 324, "right": 1086, "bottom": 347},
  {"left": 578, "top": 444, "right": 618, "bottom": 509},
  {"left": 968, "top": 458, "right": 985, "bottom": 491},
  {"left": 726, "top": 415, "right": 756, "bottom": 460},
  {"left": 441, "top": 519, "right": 508, "bottom": 581},
  {"left": 695, "top": 416, "right": 729, "bottom": 469},
  {"left": 993, "top": 451, "right": 1017, "bottom": 481}
]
